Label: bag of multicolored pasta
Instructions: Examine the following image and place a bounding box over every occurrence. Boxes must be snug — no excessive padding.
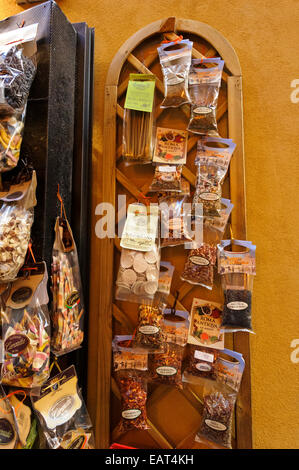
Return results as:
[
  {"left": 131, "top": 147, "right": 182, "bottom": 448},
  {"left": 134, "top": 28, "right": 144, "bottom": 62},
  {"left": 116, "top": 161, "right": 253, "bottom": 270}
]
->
[
  {"left": 134, "top": 302, "right": 166, "bottom": 352},
  {"left": 192, "top": 137, "right": 236, "bottom": 217},
  {"left": 0, "top": 169, "right": 36, "bottom": 282},
  {"left": 188, "top": 58, "right": 224, "bottom": 135},
  {"left": 113, "top": 336, "right": 149, "bottom": 435},
  {"left": 0, "top": 385, "right": 20, "bottom": 449},
  {"left": 149, "top": 164, "right": 182, "bottom": 192},
  {"left": 0, "top": 24, "right": 38, "bottom": 172},
  {"left": 31, "top": 365, "right": 94, "bottom": 449},
  {"left": 159, "top": 194, "right": 192, "bottom": 248},
  {"left": 158, "top": 39, "right": 193, "bottom": 108},
  {"left": 1, "top": 261, "right": 50, "bottom": 388},
  {"left": 218, "top": 240, "right": 256, "bottom": 333},
  {"left": 195, "top": 349, "right": 245, "bottom": 449},
  {"left": 51, "top": 203, "right": 85, "bottom": 355}
]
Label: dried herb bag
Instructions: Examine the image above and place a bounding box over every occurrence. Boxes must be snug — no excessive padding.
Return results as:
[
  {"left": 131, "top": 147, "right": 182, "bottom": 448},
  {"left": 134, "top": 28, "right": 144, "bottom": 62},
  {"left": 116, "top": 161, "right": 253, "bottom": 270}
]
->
[
  {"left": 149, "top": 164, "right": 182, "bottom": 192},
  {"left": 0, "top": 24, "right": 38, "bottom": 172},
  {"left": 1, "top": 262, "right": 50, "bottom": 388},
  {"left": 0, "top": 171, "right": 36, "bottom": 282},
  {"left": 218, "top": 240, "right": 256, "bottom": 333},
  {"left": 158, "top": 39, "right": 193, "bottom": 108},
  {"left": 51, "top": 216, "right": 85, "bottom": 356},
  {"left": 159, "top": 194, "right": 192, "bottom": 247},
  {"left": 31, "top": 365, "right": 94, "bottom": 449},
  {"left": 113, "top": 336, "right": 149, "bottom": 435},
  {"left": 188, "top": 58, "right": 224, "bottom": 135}
]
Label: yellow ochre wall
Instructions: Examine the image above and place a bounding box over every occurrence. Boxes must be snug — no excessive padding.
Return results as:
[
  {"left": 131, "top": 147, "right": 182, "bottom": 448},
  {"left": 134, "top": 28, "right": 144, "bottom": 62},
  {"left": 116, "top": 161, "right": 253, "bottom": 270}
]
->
[{"left": 1, "top": 0, "right": 298, "bottom": 450}]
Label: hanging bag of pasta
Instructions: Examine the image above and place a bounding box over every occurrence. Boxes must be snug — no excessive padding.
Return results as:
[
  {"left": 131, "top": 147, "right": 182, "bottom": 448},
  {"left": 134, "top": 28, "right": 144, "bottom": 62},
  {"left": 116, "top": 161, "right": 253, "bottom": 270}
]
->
[
  {"left": 188, "top": 57, "right": 224, "bottom": 135},
  {"left": 0, "top": 24, "right": 38, "bottom": 172},
  {"left": 1, "top": 260, "right": 51, "bottom": 388},
  {"left": 51, "top": 190, "right": 85, "bottom": 355}
]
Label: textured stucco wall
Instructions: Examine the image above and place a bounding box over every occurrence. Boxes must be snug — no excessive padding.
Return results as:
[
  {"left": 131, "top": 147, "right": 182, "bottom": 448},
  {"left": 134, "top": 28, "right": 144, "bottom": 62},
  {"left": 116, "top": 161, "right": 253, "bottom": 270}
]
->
[{"left": 1, "top": 0, "right": 298, "bottom": 449}]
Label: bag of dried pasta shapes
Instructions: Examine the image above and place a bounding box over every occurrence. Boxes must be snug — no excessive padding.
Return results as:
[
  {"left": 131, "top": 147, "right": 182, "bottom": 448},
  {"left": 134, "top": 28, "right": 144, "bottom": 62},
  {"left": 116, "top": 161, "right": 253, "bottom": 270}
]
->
[
  {"left": 149, "top": 164, "right": 182, "bottom": 192},
  {"left": 159, "top": 194, "right": 192, "bottom": 248},
  {"left": 148, "top": 309, "right": 188, "bottom": 388},
  {"left": 195, "top": 349, "right": 245, "bottom": 449},
  {"left": 1, "top": 261, "right": 50, "bottom": 388},
  {"left": 158, "top": 39, "right": 192, "bottom": 108},
  {"left": 134, "top": 302, "right": 165, "bottom": 352},
  {"left": 218, "top": 239, "right": 256, "bottom": 333},
  {"left": 192, "top": 137, "right": 236, "bottom": 217},
  {"left": 0, "top": 385, "right": 20, "bottom": 449},
  {"left": 51, "top": 214, "right": 85, "bottom": 355},
  {"left": 0, "top": 24, "right": 37, "bottom": 172},
  {"left": 0, "top": 169, "right": 36, "bottom": 282},
  {"left": 188, "top": 58, "right": 224, "bottom": 135},
  {"left": 113, "top": 336, "right": 149, "bottom": 435},
  {"left": 30, "top": 365, "right": 94, "bottom": 449}
]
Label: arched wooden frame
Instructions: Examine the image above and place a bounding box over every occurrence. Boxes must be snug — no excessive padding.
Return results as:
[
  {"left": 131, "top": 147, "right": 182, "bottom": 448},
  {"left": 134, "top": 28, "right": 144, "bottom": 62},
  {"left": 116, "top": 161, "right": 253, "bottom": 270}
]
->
[{"left": 88, "top": 17, "right": 251, "bottom": 449}]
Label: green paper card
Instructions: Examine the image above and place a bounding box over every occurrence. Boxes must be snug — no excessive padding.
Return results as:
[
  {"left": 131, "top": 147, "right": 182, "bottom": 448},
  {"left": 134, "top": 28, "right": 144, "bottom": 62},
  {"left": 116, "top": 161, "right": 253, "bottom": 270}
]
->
[{"left": 124, "top": 74, "right": 156, "bottom": 113}]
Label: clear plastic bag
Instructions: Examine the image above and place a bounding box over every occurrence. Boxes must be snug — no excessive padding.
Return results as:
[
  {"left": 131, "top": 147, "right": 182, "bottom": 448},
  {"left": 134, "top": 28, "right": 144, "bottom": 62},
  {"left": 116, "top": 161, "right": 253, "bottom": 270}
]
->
[
  {"left": 149, "top": 164, "right": 182, "bottom": 192},
  {"left": 218, "top": 240, "right": 256, "bottom": 333},
  {"left": 183, "top": 345, "right": 219, "bottom": 382},
  {"left": 1, "top": 262, "right": 51, "bottom": 388},
  {"left": 0, "top": 385, "right": 20, "bottom": 449},
  {"left": 148, "top": 343, "right": 184, "bottom": 388},
  {"left": 134, "top": 302, "right": 166, "bottom": 352},
  {"left": 188, "top": 58, "right": 224, "bottom": 135},
  {"left": 159, "top": 194, "right": 192, "bottom": 247},
  {"left": 51, "top": 217, "right": 85, "bottom": 356},
  {"left": 31, "top": 365, "right": 94, "bottom": 449},
  {"left": 192, "top": 137, "right": 236, "bottom": 217},
  {"left": 0, "top": 170, "right": 36, "bottom": 282},
  {"left": 158, "top": 39, "right": 193, "bottom": 108},
  {"left": 0, "top": 24, "right": 38, "bottom": 172},
  {"left": 181, "top": 243, "right": 217, "bottom": 289}
]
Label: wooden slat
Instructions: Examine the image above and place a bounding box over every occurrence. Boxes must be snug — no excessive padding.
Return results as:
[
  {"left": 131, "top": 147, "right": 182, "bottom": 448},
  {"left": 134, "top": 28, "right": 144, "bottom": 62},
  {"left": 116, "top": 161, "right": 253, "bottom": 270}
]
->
[{"left": 112, "top": 303, "right": 135, "bottom": 332}]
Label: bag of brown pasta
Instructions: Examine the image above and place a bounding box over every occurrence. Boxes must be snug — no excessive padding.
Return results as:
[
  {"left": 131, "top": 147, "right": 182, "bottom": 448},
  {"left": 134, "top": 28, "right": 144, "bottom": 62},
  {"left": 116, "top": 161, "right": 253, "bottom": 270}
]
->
[
  {"left": 181, "top": 242, "right": 217, "bottom": 289},
  {"left": 159, "top": 194, "right": 192, "bottom": 248},
  {"left": 113, "top": 336, "right": 149, "bottom": 435},
  {"left": 30, "top": 365, "right": 94, "bottom": 449},
  {"left": 1, "top": 261, "right": 50, "bottom": 389},
  {"left": 183, "top": 345, "right": 219, "bottom": 382},
  {"left": 188, "top": 58, "right": 224, "bottom": 135},
  {"left": 192, "top": 137, "right": 236, "bottom": 218},
  {"left": 195, "top": 349, "right": 245, "bottom": 448},
  {"left": 158, "top": 39, "right": 193, "bottom": 108},
  {"left": 0, "top": 169, "right": 36, "bottom": 282},
  {"left": 149, "top": 164, "right": 182, "bottom": 192},
  {"left": 0, "top": 24, "right": 38, "bottom": 172},
  {"left": 0, "top": 385, "right": 20, "bottom": 449},
  {"left": 134, "top": 302, "right": 165, "bottom": 352},
  {"left": 51, "top": 211, "right": 85, "bottom": 356}
]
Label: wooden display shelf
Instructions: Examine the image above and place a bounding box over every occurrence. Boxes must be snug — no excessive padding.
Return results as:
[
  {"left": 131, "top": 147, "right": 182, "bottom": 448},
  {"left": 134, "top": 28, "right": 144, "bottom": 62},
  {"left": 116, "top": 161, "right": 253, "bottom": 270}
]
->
[{"left": 88, "top": 17, "right": 251, "bottom": 449}]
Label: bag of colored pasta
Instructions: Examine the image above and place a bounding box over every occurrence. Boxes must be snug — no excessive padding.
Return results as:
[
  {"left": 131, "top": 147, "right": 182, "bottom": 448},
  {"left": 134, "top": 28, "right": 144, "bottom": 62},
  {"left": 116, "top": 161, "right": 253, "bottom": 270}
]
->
[
  {"left": 195, "top": 349, "right": 245, "bottom": 448},
  {"left": 31, "top": 365, "right": 94, "bottom": 449},
  {"left": 0, "top": 169, "right": 36, "bottom": 282},
  {"left": 0, "top": 385, "right": 20, "bottom": 449},
  {"left": 188, "top": 58, "right": 224, "bottom": 135},
  {"left": 113, "top": 336, "right": 149, "bottom": 435},
  {"left": 149, "top": 164, "right": 182, "bottom": 192},
  {"left": 148, "top": 309, "right": 188, "bottom": 388},
  {"left": 158, "top": 39, "right": 193, "bottom": 108},
  {"left": 0, "top": 24, "right": 37, "bottom": 172},
  {"left": 134, "top": 302, "right": 165, "bottom": 352},
  {"left": 192, "top": 137, "right": 236, "bottom": 217},
  {"left": 51, "top": 215, "right": 85, "bottom": 355},
  {"left": 1, "top": 261, "right": 50, "bottom": 388},
  {"left": 159, "top": 194, "right": 192, "bottom": 247},
  {"left": 181, "top": 242, "right": 217, "bottom": 289},
  {"left": 217, "top": 240, "right": 256, "bottom": 333}
]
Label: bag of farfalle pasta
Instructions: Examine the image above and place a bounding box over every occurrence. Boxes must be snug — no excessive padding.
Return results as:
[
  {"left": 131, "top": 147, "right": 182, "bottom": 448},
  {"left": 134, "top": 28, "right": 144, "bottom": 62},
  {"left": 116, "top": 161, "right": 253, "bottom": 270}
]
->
[
  {"left": 1, "top": 261, "right": 51, "bottom": 388},
  {"left": 51, "top": 214, "right": 85, "bottom": 356},
  {"left": 0, "top": 24, "right": 37, "bottom": 172}
]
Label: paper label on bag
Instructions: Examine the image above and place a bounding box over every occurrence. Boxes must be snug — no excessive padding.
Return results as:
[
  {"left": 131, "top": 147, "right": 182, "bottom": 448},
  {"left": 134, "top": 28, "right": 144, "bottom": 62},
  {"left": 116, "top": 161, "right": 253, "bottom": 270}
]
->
[
  {"left": 194, "top": 350, "right": 214, "bottom": 363},
  {"left": 190, "top": 256, "right": 210, "bottom": 266},
  {"left": 124, "top": 75, "right": 155, "bottom": 112},
  {"left": 205, "top": 419, "right": 226, "bottom": 431},
  {"left": 122, "top": 409, "right": 141, "bottom": 420},
  {"left": 156, "top": 366, "right": 177, "bottom": 376},
  {"left": 154, "top": 128, "right": 188, "bottom": 164},
  {"left": 227, "top": 301, "right": 248, "bottom": 310},
  {"left": 0, "top": 23, "right": 38, "bottom": 48},
  {"left": 120, "top": 204, "right": 159, "bottom": 252}
]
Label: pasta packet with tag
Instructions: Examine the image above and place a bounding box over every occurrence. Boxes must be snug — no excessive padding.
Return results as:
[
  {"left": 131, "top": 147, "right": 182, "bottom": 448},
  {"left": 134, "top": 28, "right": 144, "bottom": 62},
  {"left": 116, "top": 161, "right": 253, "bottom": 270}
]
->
[
  {"left": 30, "top": 365, "right": 94, "bottom": 449},
  {"left": 159, "top": 194, "right": 192, "bottom": 248}
]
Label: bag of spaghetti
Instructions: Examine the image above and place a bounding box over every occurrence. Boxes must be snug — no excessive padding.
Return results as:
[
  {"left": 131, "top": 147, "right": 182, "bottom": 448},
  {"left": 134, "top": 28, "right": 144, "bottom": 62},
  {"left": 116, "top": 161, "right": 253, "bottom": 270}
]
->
[
  {"left": 113, "top": 335, "right": 149, "bottom": 436},
  {"left": 31, "top": 365, "right": 94, "bottom": 449},
  {"left": 51, "top": 215, "right": 85, "bottom": 355},
  {"left": 0, "top": 24, "right": 38, "bottom": 172},
  {"left": 0, "top": 168, "right": 36, "bottom": 282},
  {"left": 195, "top": 349, "right": 245, "bottom": 449},
  {"left": 1, "top": 261, "right": 50, "bottom": 388},
  {"left": 0, "top": 385, "right": 20, "bottom": 449}
]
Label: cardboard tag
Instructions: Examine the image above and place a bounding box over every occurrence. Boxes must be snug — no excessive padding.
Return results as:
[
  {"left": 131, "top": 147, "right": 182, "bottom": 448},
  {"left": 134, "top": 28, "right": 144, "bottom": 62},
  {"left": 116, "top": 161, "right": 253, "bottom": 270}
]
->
[
  {"left": 120, "top": 203, "right": 159, "bottom": 252},
  {"left": 124, "top": 74, "right": 155, "bottom": 113}
]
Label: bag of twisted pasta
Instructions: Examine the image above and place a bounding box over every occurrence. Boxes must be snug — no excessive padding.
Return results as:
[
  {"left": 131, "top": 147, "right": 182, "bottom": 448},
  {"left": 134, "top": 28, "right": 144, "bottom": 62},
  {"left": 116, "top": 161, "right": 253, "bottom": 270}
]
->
[
  {"left": 195, "top": 349, "right": 245, "bottom": 448},
  {"left": 51, "top": 214, "right": 85, "bottom": 356},
  {"left": 158, "top": 39, "right": 193, "bottom": 108},
  {"left": 1, "top": 261, "right": 50, "bottom": 388},
  {"left": 148, "top": 309, "right": 188, "bottom": 388},
  {"left": 113, "top": 336, "right": 149, "bottom": 435},
  {"left": 0, "top": 385, "right": 20, "bottom": 449},
  {"left": 0, "top": 169, "right": 36, "bottom": 282},
  {"left": 0, "top": 24, "right": 37, "bottom": 172},
  {"left": 31, "top": 365, "right": 94, "bottom": 449}
]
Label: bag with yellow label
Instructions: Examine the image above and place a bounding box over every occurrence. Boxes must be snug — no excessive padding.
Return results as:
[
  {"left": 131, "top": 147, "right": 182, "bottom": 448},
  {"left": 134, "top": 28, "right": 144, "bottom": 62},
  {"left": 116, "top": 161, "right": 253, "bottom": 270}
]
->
[
  {"left": 51, "top": 207, "right": 85, "bottom": 355},
  {"left": 1, "top": 261, "right": 51, "bottom": 388},
  {"left": 30, "top": 365, "right": 94, "bottom": 449}
]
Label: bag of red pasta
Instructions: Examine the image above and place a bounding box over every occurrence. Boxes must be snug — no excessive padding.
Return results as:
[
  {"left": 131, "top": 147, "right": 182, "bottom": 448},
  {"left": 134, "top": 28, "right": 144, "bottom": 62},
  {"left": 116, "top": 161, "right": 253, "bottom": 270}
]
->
[{"left": 112, "top": 336, "right": 149, "bottom": 435}]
